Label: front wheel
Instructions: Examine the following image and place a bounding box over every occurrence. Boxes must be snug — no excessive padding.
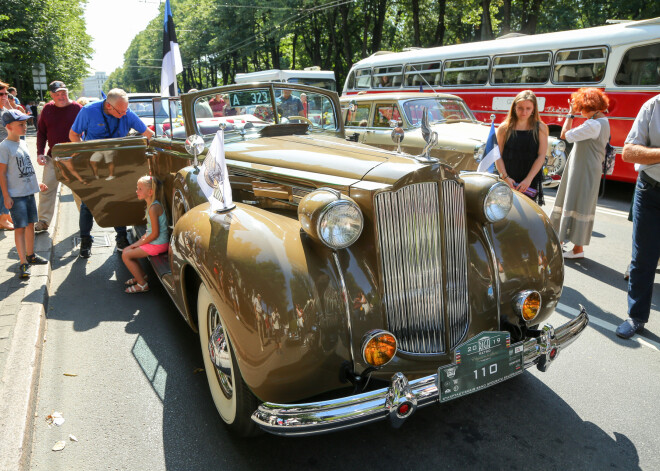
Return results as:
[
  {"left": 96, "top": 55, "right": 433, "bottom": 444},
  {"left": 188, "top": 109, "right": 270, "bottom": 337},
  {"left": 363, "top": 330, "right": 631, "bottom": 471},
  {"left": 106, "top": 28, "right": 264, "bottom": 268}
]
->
[{"left": 197, "top": 283, "right": 261, "bottom": 437}]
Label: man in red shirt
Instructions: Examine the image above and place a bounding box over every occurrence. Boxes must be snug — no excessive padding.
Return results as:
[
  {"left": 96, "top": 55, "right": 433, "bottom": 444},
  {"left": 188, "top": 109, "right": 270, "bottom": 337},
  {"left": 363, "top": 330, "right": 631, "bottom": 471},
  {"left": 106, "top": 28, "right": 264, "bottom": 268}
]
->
[{"left": 35, "top": 81, "right": 82, "bottom": 234}]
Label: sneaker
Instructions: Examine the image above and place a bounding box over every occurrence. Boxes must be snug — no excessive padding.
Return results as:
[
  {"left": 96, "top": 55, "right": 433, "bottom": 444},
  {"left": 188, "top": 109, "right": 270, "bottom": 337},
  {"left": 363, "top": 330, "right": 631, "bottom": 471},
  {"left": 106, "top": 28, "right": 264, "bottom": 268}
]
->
[
  {"left": 79, "top": 236, "right": 92, "bottom": 258},
  {"left": 105, "top": 175, "right": 116, "bottom": 181},
  {"left": 34, "top": 221, "right": 49, "bottom": 233},
  {"left": 615, "top": 318, "right": 645, "bottom": 339},
  {"left": 116, "top": 236, "right": 130, "bottom": 252},
  {"left": 18, "top": 263, "right": 30, "bottom": 279},
  {"left": 27, "top": 253, "right": 48, "bottom": 265},
  {"left": 563, "top": 250, "right": 585, "bottom": 259}
]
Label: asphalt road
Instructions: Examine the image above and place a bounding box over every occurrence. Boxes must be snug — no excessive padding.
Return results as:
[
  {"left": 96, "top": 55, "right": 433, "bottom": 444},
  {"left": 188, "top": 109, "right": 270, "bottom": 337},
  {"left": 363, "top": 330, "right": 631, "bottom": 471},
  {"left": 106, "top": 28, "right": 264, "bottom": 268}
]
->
[{"left": 28, "top": 181, "right": 660, "bottom": 471}]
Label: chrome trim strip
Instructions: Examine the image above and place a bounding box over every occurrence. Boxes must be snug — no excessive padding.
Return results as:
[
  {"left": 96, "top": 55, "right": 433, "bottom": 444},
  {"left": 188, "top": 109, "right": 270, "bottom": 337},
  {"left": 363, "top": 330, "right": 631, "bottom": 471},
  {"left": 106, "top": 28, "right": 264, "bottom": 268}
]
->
[
  {"left": 333, "top": 252, "right": 356, "bottom": 370},
  {"left": 252, "top": 308, "right": 589, "bottom": 436},
  {"left": 483, "top": 228, "right": 501, "bottom": 327}
]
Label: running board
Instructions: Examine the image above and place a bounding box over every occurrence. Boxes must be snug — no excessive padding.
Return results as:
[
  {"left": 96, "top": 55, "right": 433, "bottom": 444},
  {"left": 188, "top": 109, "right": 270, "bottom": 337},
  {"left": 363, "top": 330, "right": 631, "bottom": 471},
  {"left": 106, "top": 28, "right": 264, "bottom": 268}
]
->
[{"left": 131, "top": 225, "right": 173, "bottom": 290}]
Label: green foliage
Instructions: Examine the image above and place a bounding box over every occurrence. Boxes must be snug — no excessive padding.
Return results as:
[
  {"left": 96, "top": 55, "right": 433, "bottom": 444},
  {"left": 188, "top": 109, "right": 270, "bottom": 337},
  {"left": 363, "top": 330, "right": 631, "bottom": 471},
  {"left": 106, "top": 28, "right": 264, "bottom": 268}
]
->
[
  {"left": 107, "top": 0, "right": 660, "bottom": 92},
  {"left": 0, "top": 0, "right": 92, "bottom": 101}
]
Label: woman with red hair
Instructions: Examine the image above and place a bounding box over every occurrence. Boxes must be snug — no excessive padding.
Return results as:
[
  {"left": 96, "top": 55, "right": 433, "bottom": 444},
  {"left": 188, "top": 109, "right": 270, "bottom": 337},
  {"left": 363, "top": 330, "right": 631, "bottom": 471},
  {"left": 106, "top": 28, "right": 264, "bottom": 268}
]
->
[{"left": 550, "top": 87, "right": 610, "bottom": 259}]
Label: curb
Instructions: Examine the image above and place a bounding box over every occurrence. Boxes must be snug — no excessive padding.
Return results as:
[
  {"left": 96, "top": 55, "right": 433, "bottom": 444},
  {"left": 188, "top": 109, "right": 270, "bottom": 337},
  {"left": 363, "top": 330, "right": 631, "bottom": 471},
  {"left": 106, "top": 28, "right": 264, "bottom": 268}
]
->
[{"left": 0, "top": 179, "right": 61, "bottom": 471}]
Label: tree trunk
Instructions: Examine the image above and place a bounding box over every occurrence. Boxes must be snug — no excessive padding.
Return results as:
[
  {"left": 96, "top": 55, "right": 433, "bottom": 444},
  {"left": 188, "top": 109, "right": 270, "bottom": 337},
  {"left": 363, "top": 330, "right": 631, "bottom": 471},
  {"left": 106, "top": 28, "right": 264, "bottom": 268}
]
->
[
  {"left": 433, "top": 0, "right": 446, "bottom": 46},
  {"left": 501, "top": 0, "right": 511, "bottom": 35},
  {"left": 481, "top": 0, "right": 493, "bottom": 40},
  {"left": 411, "top": 0, "right": 421, "bottom": 47},
  {"left": 339, "top": 3, "right": 352, "bottom": 66},
  {"left": 521, "top": 0, "right": 542, "bottom": 34},
  {"left": 371, "top": 0, "right": 388, "bottom": 53},
  {"left": 292, "top": 33, "right": 297, "bottom": 70}
]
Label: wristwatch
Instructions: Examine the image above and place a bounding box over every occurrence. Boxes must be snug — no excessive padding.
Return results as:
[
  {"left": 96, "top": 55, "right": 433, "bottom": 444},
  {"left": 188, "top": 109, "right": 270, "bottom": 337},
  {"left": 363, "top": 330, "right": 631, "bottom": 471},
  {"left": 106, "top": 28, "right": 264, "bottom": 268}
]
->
[{"left": 566, "top": 114, "right": 575, "bottom": 119}]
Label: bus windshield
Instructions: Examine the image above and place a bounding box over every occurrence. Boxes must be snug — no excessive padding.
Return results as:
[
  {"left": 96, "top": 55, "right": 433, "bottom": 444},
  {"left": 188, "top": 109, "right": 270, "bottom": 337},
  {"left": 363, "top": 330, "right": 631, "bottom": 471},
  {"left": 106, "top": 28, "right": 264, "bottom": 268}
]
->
[{"left": 402, "top": 98, "right": 474, "bottom": 125}]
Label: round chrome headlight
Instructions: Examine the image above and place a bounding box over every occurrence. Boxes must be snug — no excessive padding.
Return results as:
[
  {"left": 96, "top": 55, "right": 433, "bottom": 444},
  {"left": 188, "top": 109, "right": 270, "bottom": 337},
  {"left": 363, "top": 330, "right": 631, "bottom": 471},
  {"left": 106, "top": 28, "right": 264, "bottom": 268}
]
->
[
  {"left": 483, "top": 182, "right": 513, "bottom": 222},
  {"left": 474, "top": 143, "right": 486, "bottom": 162},
  {"left": 552, "top": 140, "right": 566, "bottom": 154},
  {"left": 318, "top": 200, "right": 364, "bottom": 249}
]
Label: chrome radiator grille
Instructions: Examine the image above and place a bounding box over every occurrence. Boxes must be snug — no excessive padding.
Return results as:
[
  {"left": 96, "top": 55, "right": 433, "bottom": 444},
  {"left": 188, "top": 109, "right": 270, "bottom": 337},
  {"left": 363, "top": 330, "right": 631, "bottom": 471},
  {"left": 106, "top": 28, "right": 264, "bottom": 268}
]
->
[{"left": 374, "top": 181, "right": 469, "bottom": 354}]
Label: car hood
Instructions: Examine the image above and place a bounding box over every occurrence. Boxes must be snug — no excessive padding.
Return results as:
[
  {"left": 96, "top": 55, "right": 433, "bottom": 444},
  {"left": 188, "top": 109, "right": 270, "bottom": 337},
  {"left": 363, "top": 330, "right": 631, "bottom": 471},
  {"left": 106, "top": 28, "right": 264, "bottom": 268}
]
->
[{"left": 224, "top": 134, "right": 428, "bottom": 186}]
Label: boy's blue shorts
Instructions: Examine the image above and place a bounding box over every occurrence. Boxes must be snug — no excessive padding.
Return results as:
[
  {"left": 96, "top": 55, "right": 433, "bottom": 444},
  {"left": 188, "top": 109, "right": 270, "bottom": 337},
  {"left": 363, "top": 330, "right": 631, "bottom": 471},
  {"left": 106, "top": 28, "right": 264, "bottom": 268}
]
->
[{"left": 8, "top": 194, "right": 38, "bottom": 229}]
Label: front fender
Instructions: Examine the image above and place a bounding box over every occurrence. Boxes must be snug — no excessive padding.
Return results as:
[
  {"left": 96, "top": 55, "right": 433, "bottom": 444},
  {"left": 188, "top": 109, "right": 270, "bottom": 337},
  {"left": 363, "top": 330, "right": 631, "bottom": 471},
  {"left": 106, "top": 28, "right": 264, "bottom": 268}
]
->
[
  {"left": 488, "top": 192, "right": 564, "bottom": 329},
  {"left": 170, "top": 202, "right": 353, "bottom": 403}
]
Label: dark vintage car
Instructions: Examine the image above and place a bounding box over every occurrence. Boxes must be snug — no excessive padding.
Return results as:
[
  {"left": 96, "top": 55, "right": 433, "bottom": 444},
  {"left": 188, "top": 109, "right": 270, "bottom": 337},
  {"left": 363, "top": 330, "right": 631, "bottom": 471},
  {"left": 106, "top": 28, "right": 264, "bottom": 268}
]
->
[
  {"left": 52, "top": 83, "right": 588, "bottom": 437},
  {"left": 340, "top": 92, "right": 566, "bottom": 186}
]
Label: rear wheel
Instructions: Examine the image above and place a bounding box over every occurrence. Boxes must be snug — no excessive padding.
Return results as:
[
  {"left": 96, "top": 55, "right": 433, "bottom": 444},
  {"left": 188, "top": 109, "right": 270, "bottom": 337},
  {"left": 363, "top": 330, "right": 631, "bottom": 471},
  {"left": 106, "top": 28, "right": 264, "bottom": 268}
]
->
[{"left": 197, "top": 283, "right": 261, "bottom": 437}]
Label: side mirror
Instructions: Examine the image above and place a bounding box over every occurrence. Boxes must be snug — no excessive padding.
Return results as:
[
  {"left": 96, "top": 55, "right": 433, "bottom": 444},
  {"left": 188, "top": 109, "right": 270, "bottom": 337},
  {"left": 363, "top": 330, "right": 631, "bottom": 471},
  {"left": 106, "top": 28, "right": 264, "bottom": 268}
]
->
[
  {"left": 348, "top": 100, "right": 357, "bottom": 113},
  {"left": 185, "top": 134, "right": 205, "bottom": 167},
  {"left": 391, "top": 124, "right": 404, "bottom": 153}
]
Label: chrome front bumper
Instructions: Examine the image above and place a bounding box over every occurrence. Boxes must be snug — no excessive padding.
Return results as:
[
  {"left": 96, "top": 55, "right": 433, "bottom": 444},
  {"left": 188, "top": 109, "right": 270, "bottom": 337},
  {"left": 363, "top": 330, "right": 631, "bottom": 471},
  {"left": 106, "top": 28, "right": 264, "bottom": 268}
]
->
[{"left": 251, "top": 306, "right": 588, "bottom": 436}]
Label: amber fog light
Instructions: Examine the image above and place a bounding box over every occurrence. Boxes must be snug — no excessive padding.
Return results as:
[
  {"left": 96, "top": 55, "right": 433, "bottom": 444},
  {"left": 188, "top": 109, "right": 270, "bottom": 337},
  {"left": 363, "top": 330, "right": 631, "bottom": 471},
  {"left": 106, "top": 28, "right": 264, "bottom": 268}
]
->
[
  {"left": 514, "top": 290, "right": 542, "bottom": 321},
  {"left": 362, "top": 330, "right": 397, "bottom": 368}
]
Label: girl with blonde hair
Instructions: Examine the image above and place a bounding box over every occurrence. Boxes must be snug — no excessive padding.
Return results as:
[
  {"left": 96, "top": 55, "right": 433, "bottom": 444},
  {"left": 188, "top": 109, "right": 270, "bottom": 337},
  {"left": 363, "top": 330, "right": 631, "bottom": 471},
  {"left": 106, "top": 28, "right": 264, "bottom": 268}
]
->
[
  {"left": 494, "top": 89, "right": 549, "bottom": 205},
  {"left": 122, "top": 175, "right": 168, "bottom": 293}
]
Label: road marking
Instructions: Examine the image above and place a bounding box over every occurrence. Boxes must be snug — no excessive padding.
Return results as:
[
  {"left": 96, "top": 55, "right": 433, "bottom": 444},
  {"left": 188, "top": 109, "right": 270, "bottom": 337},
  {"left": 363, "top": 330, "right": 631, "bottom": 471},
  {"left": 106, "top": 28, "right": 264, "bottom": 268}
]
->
[
  {"left": 556, "top": 303, "right": 660, "bottom": 353},
  {"left": 544, "top": 196, "right": 629, "bottom": 219}
]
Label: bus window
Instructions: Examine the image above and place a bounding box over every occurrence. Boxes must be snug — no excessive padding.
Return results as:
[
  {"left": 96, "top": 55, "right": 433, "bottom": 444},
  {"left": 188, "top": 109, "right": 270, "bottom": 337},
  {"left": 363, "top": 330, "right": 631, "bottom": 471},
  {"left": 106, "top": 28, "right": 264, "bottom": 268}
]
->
[
  {"left": 492, "top": 52, "right": 551, "bottom": 85},
  {"left": 404, "top": 62, "right": 442, "bottom": 88},
  {"left": 442, "top": 58, "right": 489, "bottom": 86},
  {"left": 345, "top": 104, "right": 371, "bottom": 127},
  {"left": 615, "top": 42, "right": 660, "bottom": 86},
  {"left": 373, "top": 104, "right": 401, "bottom": 127},
  {"left": 372, "top": 66, "right": 403, "bottom": 88},
  {"left": 355, "top": 69, "right": 372, "bottom": 89},
  {"left": 553, "top": 47, "right": 608, "bottom": 84}
]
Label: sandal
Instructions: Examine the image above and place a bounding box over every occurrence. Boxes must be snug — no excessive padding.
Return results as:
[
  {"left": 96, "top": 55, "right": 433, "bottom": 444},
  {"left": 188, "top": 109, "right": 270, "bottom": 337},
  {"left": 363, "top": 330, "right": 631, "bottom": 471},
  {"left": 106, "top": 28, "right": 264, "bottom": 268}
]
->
[
  {"left": 125, "top": 282, "right": 149, "bottom": 294},
  {"left": 125, "top": 275, "right": 148, "bottom": 286}
]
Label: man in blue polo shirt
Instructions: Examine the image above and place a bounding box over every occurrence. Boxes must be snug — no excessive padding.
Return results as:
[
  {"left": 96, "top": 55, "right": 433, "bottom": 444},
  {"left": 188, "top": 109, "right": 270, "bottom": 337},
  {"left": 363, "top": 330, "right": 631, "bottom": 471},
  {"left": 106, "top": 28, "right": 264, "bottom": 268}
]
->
[{"left": 69, "top": 88, "right": 154, "bottom": 257}]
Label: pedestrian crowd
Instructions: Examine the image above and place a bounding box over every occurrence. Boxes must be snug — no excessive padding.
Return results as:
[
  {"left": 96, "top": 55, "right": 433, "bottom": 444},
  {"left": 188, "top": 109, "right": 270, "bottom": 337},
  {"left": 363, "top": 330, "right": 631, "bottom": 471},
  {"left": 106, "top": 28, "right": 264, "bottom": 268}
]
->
[{"left": 1, "top": 77, "right": 659, "bottom": 334}]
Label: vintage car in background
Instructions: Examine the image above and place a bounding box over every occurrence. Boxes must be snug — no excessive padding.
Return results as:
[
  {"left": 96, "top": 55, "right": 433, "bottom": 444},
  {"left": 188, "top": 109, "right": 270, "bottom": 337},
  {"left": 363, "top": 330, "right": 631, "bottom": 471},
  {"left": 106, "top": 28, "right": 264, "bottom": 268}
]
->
[
  {"left": 52, "top": 83, "right": 588, "bottom": 437},
  {"left": 340, "top": 93, "right": 566, "bottom": 186}
]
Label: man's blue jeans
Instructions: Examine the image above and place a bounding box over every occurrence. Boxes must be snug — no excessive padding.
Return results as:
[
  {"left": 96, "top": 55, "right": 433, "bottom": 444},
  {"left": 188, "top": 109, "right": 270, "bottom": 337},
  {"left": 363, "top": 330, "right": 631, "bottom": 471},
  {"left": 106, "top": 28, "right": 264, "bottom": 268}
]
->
[
  {"left": 79, "top": 202, "right": 126, "bottom": 241},
  {"left": 628, "top": 176, "right": 660, "bottom": 323}
]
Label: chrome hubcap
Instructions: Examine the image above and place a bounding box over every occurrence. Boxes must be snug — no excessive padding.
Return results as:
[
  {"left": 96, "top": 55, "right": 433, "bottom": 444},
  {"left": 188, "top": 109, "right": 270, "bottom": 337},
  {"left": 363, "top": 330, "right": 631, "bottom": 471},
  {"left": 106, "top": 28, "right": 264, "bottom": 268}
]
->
[{"left": 207, "top": 305, "right": 233, "bottom": 399}]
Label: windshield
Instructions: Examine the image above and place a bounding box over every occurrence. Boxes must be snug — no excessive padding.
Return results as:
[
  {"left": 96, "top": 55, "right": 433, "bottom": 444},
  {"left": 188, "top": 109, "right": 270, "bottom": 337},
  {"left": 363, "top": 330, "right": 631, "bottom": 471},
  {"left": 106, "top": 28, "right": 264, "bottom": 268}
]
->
[
  {"left": 128, "top": 99, "right": 160, "bottom": 118},
  {"left": 402, "top": 98, "right": 475, "bottom": 126},
  {"left": 192, "top": 87, "right": 338, "bottom": 138}
]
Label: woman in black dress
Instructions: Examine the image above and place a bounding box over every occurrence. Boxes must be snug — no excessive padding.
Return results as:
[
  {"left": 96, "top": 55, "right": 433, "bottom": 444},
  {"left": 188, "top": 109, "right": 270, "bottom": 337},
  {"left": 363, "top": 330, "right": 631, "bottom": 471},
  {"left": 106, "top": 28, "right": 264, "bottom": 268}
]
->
[{"left": 494, "top": 90, "right": 549, "bottom": 205}]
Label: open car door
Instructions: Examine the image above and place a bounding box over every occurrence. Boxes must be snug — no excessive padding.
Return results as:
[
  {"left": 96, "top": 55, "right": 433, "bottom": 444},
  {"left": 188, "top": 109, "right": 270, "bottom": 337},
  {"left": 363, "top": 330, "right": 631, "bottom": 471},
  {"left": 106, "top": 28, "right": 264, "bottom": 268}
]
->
[{"left": 51, "top": 137, "right": 150, "bottom": 227}]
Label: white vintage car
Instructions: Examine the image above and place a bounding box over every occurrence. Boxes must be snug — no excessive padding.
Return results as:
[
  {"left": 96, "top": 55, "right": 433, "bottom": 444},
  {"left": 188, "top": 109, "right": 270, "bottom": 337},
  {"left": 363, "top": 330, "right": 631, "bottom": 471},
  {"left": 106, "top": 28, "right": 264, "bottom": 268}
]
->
[{"left": 341, "top": 92, "right": 566, "bottom": 186}]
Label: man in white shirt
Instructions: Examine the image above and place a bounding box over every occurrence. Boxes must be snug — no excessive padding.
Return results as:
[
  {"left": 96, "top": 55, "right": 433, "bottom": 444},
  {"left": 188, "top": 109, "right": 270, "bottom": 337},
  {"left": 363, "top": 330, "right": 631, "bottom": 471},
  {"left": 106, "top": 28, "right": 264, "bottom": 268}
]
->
[{"left": 617, "top": 94, "right": 660, "bottom": 339}]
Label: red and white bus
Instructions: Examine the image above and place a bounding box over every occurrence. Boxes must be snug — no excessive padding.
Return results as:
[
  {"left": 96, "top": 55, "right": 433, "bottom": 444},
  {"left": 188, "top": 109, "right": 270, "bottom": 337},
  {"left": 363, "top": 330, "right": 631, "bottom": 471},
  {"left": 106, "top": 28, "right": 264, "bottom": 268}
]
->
[{"left": 343, "top": 17, "right": 660, "bottom": 183}]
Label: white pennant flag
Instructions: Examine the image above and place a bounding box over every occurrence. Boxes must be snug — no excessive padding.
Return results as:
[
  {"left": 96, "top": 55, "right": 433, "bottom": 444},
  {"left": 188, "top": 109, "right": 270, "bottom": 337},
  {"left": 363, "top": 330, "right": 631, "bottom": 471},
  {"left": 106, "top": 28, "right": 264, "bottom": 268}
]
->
[{"left": 197, "top": 130, "right": 234, "bottom": 212}]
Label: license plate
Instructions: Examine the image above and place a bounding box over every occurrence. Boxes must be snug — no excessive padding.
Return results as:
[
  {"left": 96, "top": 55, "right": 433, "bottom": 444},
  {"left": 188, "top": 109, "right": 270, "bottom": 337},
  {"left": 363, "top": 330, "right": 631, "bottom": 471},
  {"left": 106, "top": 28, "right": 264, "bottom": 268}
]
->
[{"left": 437, "top": 331, "right": 524, "bottom": 403}]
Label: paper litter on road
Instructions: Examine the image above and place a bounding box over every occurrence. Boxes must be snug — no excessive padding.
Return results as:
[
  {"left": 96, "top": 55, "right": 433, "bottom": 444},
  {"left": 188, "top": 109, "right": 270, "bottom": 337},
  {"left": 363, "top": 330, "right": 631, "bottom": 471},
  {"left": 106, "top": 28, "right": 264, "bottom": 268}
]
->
[
  {"left": 69, "top": 434, "right": 78, "bottom": 442},
  {"left": 46, "top": 411, "right": 65, "bottom": 427},
  {"left": 52, "top": 441, "right": 66, "bottom": 451}
]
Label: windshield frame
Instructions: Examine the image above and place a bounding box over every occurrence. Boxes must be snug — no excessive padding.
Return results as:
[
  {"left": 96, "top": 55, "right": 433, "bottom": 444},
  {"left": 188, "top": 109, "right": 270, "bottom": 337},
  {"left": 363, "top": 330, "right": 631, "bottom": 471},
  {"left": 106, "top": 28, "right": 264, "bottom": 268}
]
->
[{"left": 182, "top": 83, "right": 343, "bottom": 141}]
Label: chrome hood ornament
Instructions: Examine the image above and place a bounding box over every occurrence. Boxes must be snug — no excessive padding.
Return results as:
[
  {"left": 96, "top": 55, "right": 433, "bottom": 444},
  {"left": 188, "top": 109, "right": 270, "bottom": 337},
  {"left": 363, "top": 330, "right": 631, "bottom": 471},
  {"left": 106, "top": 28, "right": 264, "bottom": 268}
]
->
[{"left": 415, "top": 107, "right": 439, "bottom": 163}]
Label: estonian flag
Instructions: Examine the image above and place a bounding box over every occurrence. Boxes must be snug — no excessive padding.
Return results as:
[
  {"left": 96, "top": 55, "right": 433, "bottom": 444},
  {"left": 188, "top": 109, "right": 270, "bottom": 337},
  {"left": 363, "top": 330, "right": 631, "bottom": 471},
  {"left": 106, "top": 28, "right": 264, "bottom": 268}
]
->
[
  {"left": 477, "top": 121, "right": 501, "bottom": 173},
  {"left": 161, "top": 0, "right": 183, "bottom": 97}
]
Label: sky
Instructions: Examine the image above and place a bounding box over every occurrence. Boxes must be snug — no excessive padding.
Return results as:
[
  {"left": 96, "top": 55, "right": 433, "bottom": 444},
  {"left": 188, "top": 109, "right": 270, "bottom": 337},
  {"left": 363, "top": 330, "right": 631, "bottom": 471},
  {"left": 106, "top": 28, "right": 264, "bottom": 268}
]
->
[{"left": 85, "top": 0, "right": 162, "bottom": 74}]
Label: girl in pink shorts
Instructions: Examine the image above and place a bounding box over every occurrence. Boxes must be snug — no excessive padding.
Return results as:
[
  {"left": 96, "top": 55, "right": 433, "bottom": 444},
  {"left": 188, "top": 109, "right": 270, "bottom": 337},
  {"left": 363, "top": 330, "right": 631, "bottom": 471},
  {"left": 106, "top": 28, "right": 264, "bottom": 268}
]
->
[{"left": 122, "top": 176, "right": 169, "bottom": 293}]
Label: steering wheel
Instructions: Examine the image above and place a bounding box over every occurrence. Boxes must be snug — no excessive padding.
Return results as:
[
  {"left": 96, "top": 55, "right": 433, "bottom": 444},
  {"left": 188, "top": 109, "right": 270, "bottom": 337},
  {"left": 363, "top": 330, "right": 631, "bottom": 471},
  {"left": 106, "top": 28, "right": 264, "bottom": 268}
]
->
[
  {"left": 444, "top": 114, "right": 462, "bottom": 120},
  {"left": 287, "top": 116, "right": 314, "bottom": 125}
]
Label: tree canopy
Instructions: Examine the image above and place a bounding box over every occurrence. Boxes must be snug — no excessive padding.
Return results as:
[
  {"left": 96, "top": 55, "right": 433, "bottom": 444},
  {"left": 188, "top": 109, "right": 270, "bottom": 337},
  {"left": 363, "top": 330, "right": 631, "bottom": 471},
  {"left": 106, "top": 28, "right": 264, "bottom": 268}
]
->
[
  {"left": 106, "top": 0, "right": 660, "bottom": 94},
  {"left": 0, "top": 0, "right": 92, "bottom": 101}
]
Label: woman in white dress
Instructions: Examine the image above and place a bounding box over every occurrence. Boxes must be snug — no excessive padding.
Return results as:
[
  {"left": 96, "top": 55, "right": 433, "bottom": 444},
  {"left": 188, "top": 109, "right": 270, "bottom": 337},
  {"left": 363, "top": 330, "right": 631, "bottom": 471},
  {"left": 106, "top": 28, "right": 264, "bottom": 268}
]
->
[{"left": 550, "top": 88, "right": 610, "bottom": 259}]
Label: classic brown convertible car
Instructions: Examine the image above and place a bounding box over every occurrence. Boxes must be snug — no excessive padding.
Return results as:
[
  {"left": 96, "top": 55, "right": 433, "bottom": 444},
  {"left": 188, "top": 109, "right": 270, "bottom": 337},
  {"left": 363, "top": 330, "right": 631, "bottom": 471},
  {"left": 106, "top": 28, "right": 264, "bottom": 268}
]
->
[{"left": 52, "top": 83, "right": 588, "bottom": 437}]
